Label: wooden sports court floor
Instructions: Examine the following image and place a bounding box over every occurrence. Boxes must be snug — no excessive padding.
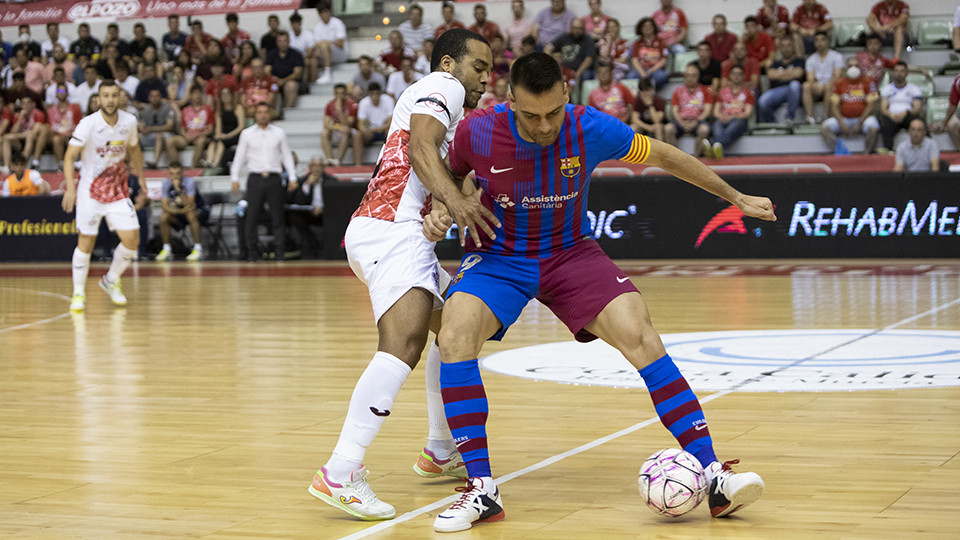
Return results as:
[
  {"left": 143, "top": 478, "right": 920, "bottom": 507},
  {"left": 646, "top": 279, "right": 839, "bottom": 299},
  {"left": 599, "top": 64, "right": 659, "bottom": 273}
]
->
[{"left": 0, "top": 260, "right": 958, "bottom": 539}]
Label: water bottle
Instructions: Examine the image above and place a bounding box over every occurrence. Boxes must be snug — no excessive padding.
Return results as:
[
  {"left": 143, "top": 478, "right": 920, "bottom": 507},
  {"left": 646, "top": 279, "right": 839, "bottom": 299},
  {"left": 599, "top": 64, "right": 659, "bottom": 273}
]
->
[{"left": 236, "top": 199, "right": 247, "bottom": 218}]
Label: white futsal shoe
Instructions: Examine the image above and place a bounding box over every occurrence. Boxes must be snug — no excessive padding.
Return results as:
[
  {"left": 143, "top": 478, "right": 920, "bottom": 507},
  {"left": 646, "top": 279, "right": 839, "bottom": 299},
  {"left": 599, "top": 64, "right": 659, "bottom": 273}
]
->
[
  {"left": 69, "top": 294, "right": 85, "bottom": 312},
  {"left": 99, "top": 276, "right": 127, "bottom": 306},
  {"left": 308, "top": 466, "right": 396, "bottom": 521},
  {"left": 433, "top": 477, "right": 505, "bottom": 532},
  {"left": 706, "top": 459, "right": 764, "bottom": 517}
]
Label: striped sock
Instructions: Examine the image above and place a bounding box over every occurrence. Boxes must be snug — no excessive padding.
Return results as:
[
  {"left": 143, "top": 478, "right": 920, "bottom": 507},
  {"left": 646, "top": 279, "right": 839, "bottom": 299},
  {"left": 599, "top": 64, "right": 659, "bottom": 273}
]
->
[
  {"left": 439, "top": 359, "right": 491, "bottom": 478},
  {"left": 639, "top": 354, "right": 718, "bottom": 468}
]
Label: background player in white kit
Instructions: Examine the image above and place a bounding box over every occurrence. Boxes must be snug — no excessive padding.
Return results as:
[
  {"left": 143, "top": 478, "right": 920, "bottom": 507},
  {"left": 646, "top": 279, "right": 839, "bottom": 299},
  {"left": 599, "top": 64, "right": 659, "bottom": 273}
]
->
[
  {"left": 308, "top": 28, "right": 499, "bottom": 521},
  {"left": 61, "top": 80, "right": 145, "bottom": 312}
]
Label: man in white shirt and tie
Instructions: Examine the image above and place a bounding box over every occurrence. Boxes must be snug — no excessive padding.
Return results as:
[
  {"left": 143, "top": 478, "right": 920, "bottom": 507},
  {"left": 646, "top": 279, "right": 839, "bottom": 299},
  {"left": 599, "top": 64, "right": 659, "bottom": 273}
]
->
[{"left": 231, "top": 101, "right": 297, "bottom": 262}]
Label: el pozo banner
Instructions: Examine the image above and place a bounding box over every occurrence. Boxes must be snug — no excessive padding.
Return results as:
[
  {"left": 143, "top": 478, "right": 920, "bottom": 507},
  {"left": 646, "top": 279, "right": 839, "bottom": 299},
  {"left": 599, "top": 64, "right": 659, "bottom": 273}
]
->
[{"left": 0, "top": 0, "right": 300, "bottom": 27}]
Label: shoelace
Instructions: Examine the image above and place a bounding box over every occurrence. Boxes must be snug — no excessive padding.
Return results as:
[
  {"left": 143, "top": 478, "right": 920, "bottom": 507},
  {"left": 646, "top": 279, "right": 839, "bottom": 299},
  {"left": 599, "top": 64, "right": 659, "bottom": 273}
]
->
[
  {"left": 348, "top": 470, "right": 380, "bottom": 502},
  {"left": 447, "top": 481, "right": 482, "bottom": 511}
]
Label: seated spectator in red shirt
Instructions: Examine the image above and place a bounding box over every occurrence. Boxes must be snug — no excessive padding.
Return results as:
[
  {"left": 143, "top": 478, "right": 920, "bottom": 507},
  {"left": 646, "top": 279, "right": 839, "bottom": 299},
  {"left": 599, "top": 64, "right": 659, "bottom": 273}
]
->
[
  {"left": 222, "top": 12, "right": 251, "bottom": 61},
  {"left": 631, "top": 77, "right": 667, "bottom": 141},
  {"left": 867, "top": 0, "right": 910, "bottom": 61},
  {"left": 588, "top": 63, "right": 634, "bottom": 124},
  {"left": 2, "top": 95, "right": 46, "bottom": 171},
  {"left": 469, "top": 3, "right": 502, "bottom": 43},
  {"left": 377, "top": 31, "right": 416, "bottom": 75},
  {"left": 757, "top": 0, "right": 791, "bottom": 40},
  {"left": 204, "top": 63, "right": 239, "bottom": 107},
  {"left": 597, "top": 18, "right": 632, "bottom": 82},
  {"left": 321, "top": 83, "right": 359, "bottom": 167},
  {"left": 721, "top": 40, "right": 760, "bottom": 91},
  {"left": 550, "top": 50, "right": 578, "bottom": 97},
  {"left": 435, "top": 1, "right": 466, "bottom": 40},
  {"left": 0, "top": 95, "right": 12, "bottom": 139},
  {"left": 167, "top": 84, "right": 215, "bottom": 168},
  {"left": 653, "top": 0, "right": 689, "bottom": 54},
  {"left": 704, "top": 14, "right": 737, "bottom": 62},
  {"left": 630, "top": 17, "right": 669, "bottom": 91},
  {"left": 931, "top": 73, "right": 960, "bottom": 150},
  {"left": 856, "top": 33, "right": 897, "bottom": 86},
  {"left": 791, "top": 0, "right": 833, "bottom": 55},
  {"left": 196, "top": 40, "right": 233, "bottom": 84},
  {"left": 185, "top": 20, "right": 214, "bottom": 64},
  {"left": 711, "top": 64, "right": 755, "bottom": 158},
  {"left": 241, "top": 58, "right": 279, "bottom": 117},
  {"left": 742, "top": 16, "right": 776, "bottom": 70},
  {"left": 41, "top": 83, "right": 83, "bottom": 170},
  {"left": 667, "top": 63, "right": 714, "bottom": 156},
  {"left": 583, "top": 0, "right": 611, "bottom": 41},
  {"left": 820, "top": 57, "right": 880, "bottom": 154}
]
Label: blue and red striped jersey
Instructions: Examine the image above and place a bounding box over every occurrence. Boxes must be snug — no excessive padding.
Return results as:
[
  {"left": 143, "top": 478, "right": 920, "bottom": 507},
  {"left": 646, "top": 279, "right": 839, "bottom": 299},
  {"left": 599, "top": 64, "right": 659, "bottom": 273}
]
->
[{"left": 449, "top": 102, "right": 650, "bottom": 258}]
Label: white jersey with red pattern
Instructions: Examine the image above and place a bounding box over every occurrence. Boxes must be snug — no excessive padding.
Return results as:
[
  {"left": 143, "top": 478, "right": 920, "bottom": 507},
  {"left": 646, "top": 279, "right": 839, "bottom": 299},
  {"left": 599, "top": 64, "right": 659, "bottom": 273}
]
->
[
  {"left": 352, "top": 71, "right": 466, "bottom": 223},
  {"left": 69, "top": 109, "right": 139, "bottom": 204}
]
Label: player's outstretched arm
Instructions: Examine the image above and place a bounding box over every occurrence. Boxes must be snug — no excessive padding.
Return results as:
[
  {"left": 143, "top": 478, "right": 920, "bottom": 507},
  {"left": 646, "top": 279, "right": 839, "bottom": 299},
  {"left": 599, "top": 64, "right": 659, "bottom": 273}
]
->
[
  {"left": 409, "top": 113, "right": 500, "bottom": 246},
  {"left": 61, "top": 144, "right": 82, "bottom": 213},
  {"left": 642, "top": 137, "right": 776, "bottom": 221}
]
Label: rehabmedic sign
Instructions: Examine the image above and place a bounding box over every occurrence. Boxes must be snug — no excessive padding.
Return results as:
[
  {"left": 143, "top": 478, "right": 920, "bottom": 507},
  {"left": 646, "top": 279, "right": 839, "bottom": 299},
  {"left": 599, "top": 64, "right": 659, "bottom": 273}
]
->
[{"left": 789, "top": 200, "right": 960, "bottom": 238}]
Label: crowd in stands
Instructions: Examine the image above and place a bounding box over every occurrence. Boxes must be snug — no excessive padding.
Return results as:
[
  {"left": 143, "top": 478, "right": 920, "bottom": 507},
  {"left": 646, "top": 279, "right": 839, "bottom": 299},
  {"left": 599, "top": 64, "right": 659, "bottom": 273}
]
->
[
  {"left": 0, "top": 4, "right": 350, "bottom": 176},
  {"left": 319, "top": 0, "right": 950, "bottom": 171}
]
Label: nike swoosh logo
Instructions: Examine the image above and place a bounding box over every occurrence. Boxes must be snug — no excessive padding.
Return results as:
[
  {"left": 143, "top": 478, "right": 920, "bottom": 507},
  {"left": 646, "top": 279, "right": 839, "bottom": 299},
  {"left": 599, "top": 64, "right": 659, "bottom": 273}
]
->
[
  {"left": 616, "top": 276, "right": 629, "bottom": 283},
  {"left": 490, "top": 166, "right": 513, "bottom": 174},
  {"left": 695, "top": 423, "right": 708, "bottom": 431}
]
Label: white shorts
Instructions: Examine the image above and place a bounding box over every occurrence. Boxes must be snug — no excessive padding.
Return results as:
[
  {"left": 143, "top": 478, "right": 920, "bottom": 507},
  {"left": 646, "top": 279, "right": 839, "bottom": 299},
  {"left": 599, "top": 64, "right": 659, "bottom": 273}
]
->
[
  {"left": 345, "top": 216, "right": 451, "bottom": 323},
  {"left": 76, "top": 190, "right": 140, "bottom": 236}
]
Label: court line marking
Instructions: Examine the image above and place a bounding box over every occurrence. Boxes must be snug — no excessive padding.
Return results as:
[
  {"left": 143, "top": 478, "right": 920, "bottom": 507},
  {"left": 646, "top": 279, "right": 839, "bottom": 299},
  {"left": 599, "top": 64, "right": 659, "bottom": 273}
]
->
[
  {"left": 0, "top": 288, "right": 71, "bottom": 334},
  {"left": 337, "top": 294, "right": 960, "bottom": 539}
]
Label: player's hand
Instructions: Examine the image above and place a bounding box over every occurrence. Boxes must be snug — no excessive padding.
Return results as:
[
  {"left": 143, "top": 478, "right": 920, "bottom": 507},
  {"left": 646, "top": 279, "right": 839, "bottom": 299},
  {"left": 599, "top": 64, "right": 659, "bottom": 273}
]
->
[
  {"left": 231, "top": 181, "right": 240, "bottom": 194},
  {"left": 734, "top": 194, "right": 776, "bottom": 221},
  {"left": 423, "top": 208, "right": 452, "bottom": 242},
  {"left": 61, "top": 189, "right": 76, "bottom": 213},
  {"left": 134, "top": 192, "right": 148, "bottom": 211},
  {"left": 447, "top": 188, "right": 501, "bottom": 248}
]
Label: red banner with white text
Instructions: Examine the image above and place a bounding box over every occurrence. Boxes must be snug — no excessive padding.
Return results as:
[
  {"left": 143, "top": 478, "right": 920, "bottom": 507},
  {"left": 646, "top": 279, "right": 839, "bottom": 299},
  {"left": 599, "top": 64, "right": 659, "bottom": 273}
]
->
[{"left": 0, "top": 0, "right": 301, "bottom": 27}]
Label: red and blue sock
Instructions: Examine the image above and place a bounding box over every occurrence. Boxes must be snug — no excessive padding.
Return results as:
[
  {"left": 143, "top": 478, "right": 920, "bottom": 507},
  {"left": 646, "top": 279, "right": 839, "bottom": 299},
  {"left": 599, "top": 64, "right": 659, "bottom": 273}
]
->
[
  {"left": 639, "top": 354, "right": 718, "bottom": 468},
  {"left": 439, "top": 359, "right": 491, "bottom": 478}
]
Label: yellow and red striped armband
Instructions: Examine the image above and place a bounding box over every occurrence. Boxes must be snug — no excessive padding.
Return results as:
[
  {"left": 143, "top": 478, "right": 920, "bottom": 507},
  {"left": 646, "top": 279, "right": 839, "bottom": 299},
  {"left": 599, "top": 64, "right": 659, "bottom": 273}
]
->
[{"left": 621, "top": 133, "right": 651, "bottom": 164}]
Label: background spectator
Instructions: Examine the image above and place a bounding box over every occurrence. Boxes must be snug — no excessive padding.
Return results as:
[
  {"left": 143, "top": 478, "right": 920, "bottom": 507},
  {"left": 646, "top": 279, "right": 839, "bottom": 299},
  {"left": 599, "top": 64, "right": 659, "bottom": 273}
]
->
[
  {"left": 743, "top": 16, "right": 776, "bottom": 70},
  {"left": 667, "top": 63, "right": 713, "bottom": 156},
  {"left": 536, "top": 0, "right": 577, "bottom": 47},
  {"left": 139, "top": 88, "right": 176, "bottom": 168},
  {"left": 234, "top": 41, "right": 260, "bottom": 82},
  {"left": 286, "top": 156, "right": 328, "bottom": 259},
  {"left": 721, "top": 40, "right": 760, "bottom": 91},
  {"left": 652, "top": 0, "right": 689, "bottom": 54},
  {"left": 712, "top": 64, "right": 755, "bottom": 158},
  {"left": 399, "top": 4, "right": 434, "bottom": 54},
  {"left": 167, "top": 85, "right": 214, "bottom": 168},
  {"left": 314, "top": 4, "right": 349, "bottom": 84},
  {"left": 436, "top": 1, "right": 467, "bottom": 40},
  {"left": 13, "top": 24, "right": 41, "bottom": 61},
  {"left": 102, "top": 23, "right": 131, "bottom": 58},
  {"left": 222, "top": 12, "right": 252, "bottom": 61},
  {"left": 894, "top": 118, "right": 939, "bottom": 171},
  {"left": 241, "top": 58, "right": 279, "bottom": 116},
  {"left": 546, "top": 18, "right": 596, "bottom": 86},
  {"left": 356, "top": 82, "right": 393, "bottom": 158},
  {"left": 114, "top": 63, "right": 139, "bottom": 101},
  {"left": 261, "top": 14, "right": 282, "bottom": 56},
  {"left": 41, "top": 22, "right": 70, "bottom": 62},
  {"left": 877, "top": 60, "right": 923, "bottom": 152},
  {"left": 821, "top": 58, "right": 880, "bottom": 154},
  {"left": 791, "top": 0, "right": 833, "bottom": 54},
  {"left": 583, "top": 0, "right": 610, "bottom": 41},
  {"left": 505, "top": 0, "right": 536, "bottom": 53},
  {"left": 490, "top": 34, "right": 514, "bottom": 79},
  {"left": 757, "top": 0, "right": 791, "bottom": 40},
  {"left": 185, "top": 20, "right": 214, "bottom": 63},
  {"left": 757, "top": 36, "right": 804, "bottom": 123},
  {"left": 43, "top": 44, "right": 75, "bottom": 87},
  {"left": 377, "top": 31, "right": 415, "bottom": 75},
  {"left": 630, "top": 18, "right": 669, "bottom": 90},
  {"left": 74, "top": 66, "right": 101, "bottom": 114},
  {"left": 694, "top": 41, "right": 721, "bottom": 93},
  {"left": 95, "top": 44, "right": 126, "bottom": 80},
  {"left": 631, "top": 77, "right": 667, "bottom": 141},
  {"left": 204, "top": 63, "right": 239, "bottom": 107},
  {"left": 321, "top": 83, "right": 358, "bottom": 166},
  {"left": 134, "top": 63, "right": 167, "bottom": 107},
  {"left": 162, "top": 14, "right": 187, "bottom": 61},
  {"left": 931, "top": 73, "right": 960, "bottom": 150},
  {"left": 705, "top": 14, "right": 737, "bottom": 63},
  {"left": 157, "top": 162, "right": 205, "bottom": 262},
  {"left": 138, "top": 46, "right": 165, "bottom": 80},
  {"left": 129, "top": 23, "right": 157, "bottom": 66},
  {"left": 290, "top": 12, "right": 318, "bottom": 84},
  {"left": 168, "top": 64, "right": 194, "bottom": 110},
  {"left": 386, "top": 56, "right": 422, "bottom": 100},
  {"left": 477, "top": 77, "right": 509, "bottom": 109},
  {"left": 70, "top": 23, "right": 101, "bottom": 60},
  {"left": 2, "top": 95, "right": 45, "bottom": 170},
  {"left": 208, "top": 86, "right": 245, "bottom": 171},
  {"left": 415, "top": 38, "right": 434, "bottom": 75},
  {"left": 856, "top": 33, "right": 897, "bottom": 86},
  {"left": 588, "top": 63, "right": 633, "bottom": 123},
  {"left": 43, "top": 83, "right": 83, "bottom": 171},
  {"left": 5, "top": 71, "right": 43, "bottom": 111},
  {"left": 867, "top": 0, "right": 910, "bottom": 61},
  {"left": 266, "top": 32, "right": 304, "bottom": 109},
  {"left": 597, "top": 19, "right": 631, "bottom": 82},
  {"left": 469, "top": 4, "right": 502, "bottom": 43},
  {"left": 44, "top": 67, "right": 78, "bottom": 107},
  {"left": 196, "top": 40, "right": 232, "bottom": 83},
  {"left": 803, "top": 31, "right": 843, "bottom": 123},
  {"left": 1, "top": 153, "right": 49, "bottom": 196},
  {"left": 348, "top": 55, "right": 386, "bottom": 101}
]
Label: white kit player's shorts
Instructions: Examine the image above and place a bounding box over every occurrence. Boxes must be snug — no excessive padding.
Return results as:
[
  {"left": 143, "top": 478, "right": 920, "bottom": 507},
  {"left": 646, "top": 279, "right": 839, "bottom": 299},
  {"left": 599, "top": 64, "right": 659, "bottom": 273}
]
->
[
  {"left": 345, "top": 216, "right": 452, "bottom": 323},
  {"left": 75, "top": 190, "right": 140, "bottom": 236}
]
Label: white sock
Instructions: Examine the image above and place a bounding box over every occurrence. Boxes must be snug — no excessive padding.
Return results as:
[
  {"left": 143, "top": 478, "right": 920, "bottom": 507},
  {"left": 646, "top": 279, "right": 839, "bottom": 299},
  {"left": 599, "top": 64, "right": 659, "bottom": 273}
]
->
[
  {"left": 106, "top": 244, "right": 137, "bottom": 282},
  {"left": 162, "top": 243, "right": 172, "bottom": 251},
  {"left": 424, "top": 342, "right": 457, "bottom": 458},
  {"left": 72, "top": 247, "right": 91, "bottom": 296},
  {"left": 326, "top": 351, "right": 412, "bottom": 482}
]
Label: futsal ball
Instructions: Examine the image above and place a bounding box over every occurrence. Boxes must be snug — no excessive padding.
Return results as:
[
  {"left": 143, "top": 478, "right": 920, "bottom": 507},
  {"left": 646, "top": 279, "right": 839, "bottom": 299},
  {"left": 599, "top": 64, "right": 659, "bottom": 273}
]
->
[{"left": 638, "top": 448, "right": 707, "bottom": 517}]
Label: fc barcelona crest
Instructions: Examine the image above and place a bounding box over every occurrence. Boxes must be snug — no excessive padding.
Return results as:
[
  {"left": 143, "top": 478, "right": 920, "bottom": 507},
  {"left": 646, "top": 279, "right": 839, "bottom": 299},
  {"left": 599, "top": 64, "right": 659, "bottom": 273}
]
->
[{"left": 560, "top": 156, "right": 581, "bottom": 178}]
